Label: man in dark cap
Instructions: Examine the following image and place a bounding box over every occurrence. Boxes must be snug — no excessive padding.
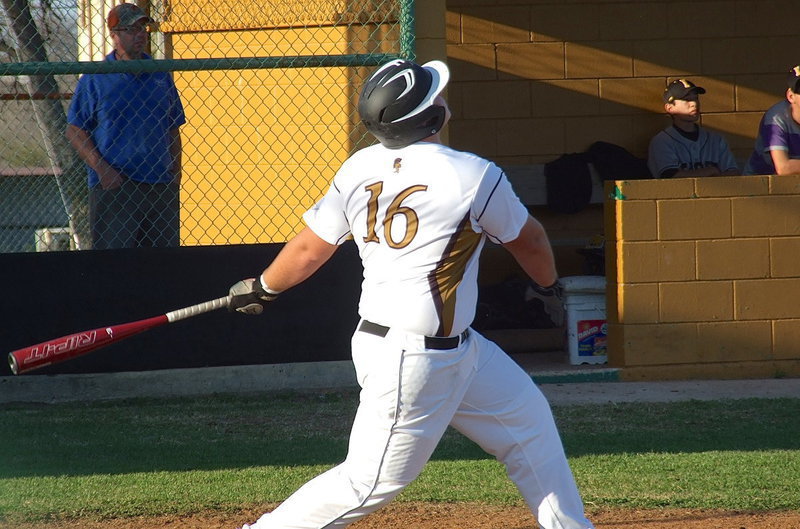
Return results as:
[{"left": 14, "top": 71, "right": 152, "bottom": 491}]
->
[{"left": 648, "top": 79, "right": 739, "bottom": 178}]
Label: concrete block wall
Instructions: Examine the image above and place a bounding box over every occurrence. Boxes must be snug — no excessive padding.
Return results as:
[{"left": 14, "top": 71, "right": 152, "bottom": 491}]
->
[
  {"left": 605, "top": 176, "right": 800, "bottom": 380},
  {"left": 445, "top": 0, "right": 800, "bottom": 167}
]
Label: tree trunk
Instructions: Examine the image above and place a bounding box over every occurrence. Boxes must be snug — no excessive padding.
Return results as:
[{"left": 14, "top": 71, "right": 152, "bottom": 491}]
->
[{"left": 1, "top": 0, "right": 90, "bottom": 249}]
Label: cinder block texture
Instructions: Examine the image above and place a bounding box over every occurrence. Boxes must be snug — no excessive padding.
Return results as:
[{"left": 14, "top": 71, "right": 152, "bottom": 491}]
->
[
  {"left": 771, "top": 238, "right": 800, "bottom": 278},
  {"left": 618, "top": 282, "right": 659, "bottom": 324},
  {"left": 732, "top": 196, "right": 800, "bottom": 237},
  {"left": 736, "top": 279, "right": 800, "bottom": 320},
  {"left": 447, "top": 1, "right": 800, "bottom": 166},
  {"left": 607, "top": 175, "right": 800, "bottom": 379},
  {"left": 696, "top": 239, "right": 770, "bottom": 280},
  {"left": 658, "top": 199, "right": 732, "bottom": 240},
  {"left": 615, "top": 200, "right": 657, "bottom": 241},
  {"left": 660, "top": 281, "right": 734, "bottom": 323},
  {"left": 619, "top": 241, "right": 695, "bottom": 283}
]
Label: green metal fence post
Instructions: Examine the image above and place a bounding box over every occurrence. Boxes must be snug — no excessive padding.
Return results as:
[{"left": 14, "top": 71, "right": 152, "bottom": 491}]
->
[{"left": 399, "top": 0, "right": 415, "bottom": 61}]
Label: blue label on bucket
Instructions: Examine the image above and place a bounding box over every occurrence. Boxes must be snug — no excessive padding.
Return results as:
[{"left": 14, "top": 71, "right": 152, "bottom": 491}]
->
[{"left": 577, "top": 319, "right": 607, "bottom": 356}]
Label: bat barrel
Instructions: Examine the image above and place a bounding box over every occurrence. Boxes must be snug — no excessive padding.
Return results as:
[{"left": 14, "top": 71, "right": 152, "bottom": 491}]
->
[
  {"left": 8, "top": 295, "right": 230, "bottom": 376},
  {"left": 8, "top": 316, "right": 167, "bottom": 375}
]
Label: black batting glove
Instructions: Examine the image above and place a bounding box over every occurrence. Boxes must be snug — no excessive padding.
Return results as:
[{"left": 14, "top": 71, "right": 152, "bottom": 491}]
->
[
  {"left": 525, "top": 279, "right": 565, "bottom": 327},
  {"left": 228, "top": 278, "right": 279, "bottom": 315}
]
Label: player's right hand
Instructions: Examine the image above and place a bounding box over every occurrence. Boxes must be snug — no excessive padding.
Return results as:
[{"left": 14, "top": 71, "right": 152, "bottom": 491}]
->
[{"left": 228, "top": 278, "right": 279, "bottom": 315}]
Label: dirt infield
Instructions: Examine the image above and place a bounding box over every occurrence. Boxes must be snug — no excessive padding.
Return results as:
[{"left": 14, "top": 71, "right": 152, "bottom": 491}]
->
[{"left": 14, "top": 504, "right": 800, "bottom": 529}]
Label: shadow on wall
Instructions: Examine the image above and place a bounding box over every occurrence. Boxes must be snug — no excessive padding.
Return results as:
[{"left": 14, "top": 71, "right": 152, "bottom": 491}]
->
[{"left": 444, "top": 3, "right": 800, "bottom": 165}]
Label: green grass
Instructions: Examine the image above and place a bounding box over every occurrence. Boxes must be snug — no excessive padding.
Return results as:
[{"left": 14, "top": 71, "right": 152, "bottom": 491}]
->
[{"left": 1, "top": 391, "right": 799, "bottom": 523}]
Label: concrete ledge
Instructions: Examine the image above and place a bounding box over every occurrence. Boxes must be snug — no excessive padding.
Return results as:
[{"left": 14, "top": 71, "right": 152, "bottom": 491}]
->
[
  {"left": 0, "top": 358, "right": 621, "bottom": 404},
  {"left": 0, "top": 361, "right": 359, "bottom": 404}
]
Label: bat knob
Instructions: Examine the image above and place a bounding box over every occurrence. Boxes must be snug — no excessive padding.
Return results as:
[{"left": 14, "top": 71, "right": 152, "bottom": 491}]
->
[{"left": 8, "top": 353, "right": 19, "bottom": 376}]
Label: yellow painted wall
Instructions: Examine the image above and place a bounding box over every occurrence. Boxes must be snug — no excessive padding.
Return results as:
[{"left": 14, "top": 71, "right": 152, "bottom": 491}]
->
[
  {"left": 605, "top": 176, "right": 800, "bottom": 380},
  {"left": 165, "top": 1, "right": 400, "bottom": 244}
]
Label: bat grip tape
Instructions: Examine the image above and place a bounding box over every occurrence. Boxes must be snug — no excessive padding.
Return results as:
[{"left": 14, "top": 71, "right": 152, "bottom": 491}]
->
[{"left": 166, "top": 295, "right": 231, "bottom": 323}]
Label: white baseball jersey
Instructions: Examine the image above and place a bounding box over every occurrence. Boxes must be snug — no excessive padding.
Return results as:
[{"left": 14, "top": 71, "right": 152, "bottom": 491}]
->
[
  {"left": 244, "top": 141, "right": 595, "bottom": 529},
  {"left": 304, "top": 141, "right": 528, "bottom": 337},
  {"left": 648, "top": 125, "right": 738, "bottom": 178}
]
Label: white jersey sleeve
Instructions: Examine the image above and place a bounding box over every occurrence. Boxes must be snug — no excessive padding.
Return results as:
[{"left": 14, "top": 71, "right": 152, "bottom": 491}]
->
[
  {"left": 303, "top": 182, "right": 351, "bottom": 245},
  {"left": 471, "top": 165, "right": 529, "bottom": 244}
]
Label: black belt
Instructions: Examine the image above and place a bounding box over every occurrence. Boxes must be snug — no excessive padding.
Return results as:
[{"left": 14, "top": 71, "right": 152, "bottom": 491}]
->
[{"left": 358, "top": 320, "right": 469, "bottom": 350}]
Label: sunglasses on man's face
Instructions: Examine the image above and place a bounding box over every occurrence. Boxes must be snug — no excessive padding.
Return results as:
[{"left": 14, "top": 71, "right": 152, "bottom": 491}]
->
[{"left": 112, "top": 25, "right": 149, "bottom": 34}]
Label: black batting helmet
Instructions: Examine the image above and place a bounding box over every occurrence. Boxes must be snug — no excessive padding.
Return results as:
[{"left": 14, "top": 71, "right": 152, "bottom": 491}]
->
[{"left": 358, "top": 59, "right": 450, "bottom": 149}]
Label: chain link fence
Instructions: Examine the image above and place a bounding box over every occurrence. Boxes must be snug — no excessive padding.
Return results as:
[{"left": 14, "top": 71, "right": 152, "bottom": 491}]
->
[{"left": 0, "top": 0, "right": 413, "bottom": 252}]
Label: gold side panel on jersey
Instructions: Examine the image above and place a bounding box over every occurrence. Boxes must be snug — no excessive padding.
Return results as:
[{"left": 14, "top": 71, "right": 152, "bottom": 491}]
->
[{"left": 428, "top": 214, "right": 482, "bottom": 336}]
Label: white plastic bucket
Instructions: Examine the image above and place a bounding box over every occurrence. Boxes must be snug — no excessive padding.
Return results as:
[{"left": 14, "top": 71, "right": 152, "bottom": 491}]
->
[{"left": 561, "top": 276, "right": 607, "bottom": 365}]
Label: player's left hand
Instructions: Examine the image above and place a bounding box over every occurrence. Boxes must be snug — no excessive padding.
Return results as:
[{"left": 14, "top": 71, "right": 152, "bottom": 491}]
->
[{"left": 228, "top": 278, "right": 279, "bottom": 315}]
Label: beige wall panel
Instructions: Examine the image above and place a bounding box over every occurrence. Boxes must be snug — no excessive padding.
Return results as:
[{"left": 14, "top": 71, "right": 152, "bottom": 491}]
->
[
  {"left": 615, "top": 200, "right": 657, "bottom": 242},
  {"left": 565, "top": 41, "right": 633, "bottom": 79},
  {"left": 447, "top": 45, "right": 496, "bottom": 81},
  {"left": 731, "top": 196, "right": 800, "bottom": 237},
  {"left": 699, "top": 112, "right": 763, "bottom": 154},
  {"left": 735, "top": 74, "right": 788, "bottom": 112},
  {"left": 665, "top": 2, "right": 735, "bottom": 39},
  {"left": 619, "top": 241, "right": 695, "bottom": 284},
  {"left": 460, "top": 81, "right": 531, "bottom": 119},
  {"left": 733, "top": 0, "right": 799, "bottom": 36},
  {"left": 460, "top": 7, "right": 531, "bottom": 44},
  {"left": 599, "top": 78, "right": 665, "bottom": 115},
  {"left": 694, "top": 175, "right": 769, "bottom": 198},
  {"left": 613, "top": 322, "right": 700, "bottom": 366},
  {"left": 658, "top": 199, "right": 732, "bottom": 241},
  {"left": 770, "top": 238, "right": 800, "bottom": 278},
  {"left": 659, "top": 281, "right": 734, "bottom": 323},
  {"left": 632, "top": 39, "right": 703, "bottom": 77},
  {"left": 596, "top": 2, "right": 667, "bottom": 40},
  {"left": 696, "top": 321, "right": 773, "bottom": 363},
  {"left": 497, "top": 42, "right": 565, "bottom": 80},
  {"left": 702, "top": 37, "right": 792, "bottom": 76},
  {"left": 530, "top": 3, "right": 600, "bottom": 42},
  {"left": 496, "top": 118, "right": 564, "bottom": 157},
  {"left": 615, "top": 178, "right": 695, "bottom": 201},
  {"left": 736, "top": 279, "right": 800, "bottom": 321},
  {"left": 531, "top": 79, "right": 600, "bottom": 117},
  {"left": 618, "top": 282, "right": 659, "bottom": 324},
  {"left": 769, "top": 174, "right": 800, "bottom": 195},
  {"left": 696, "top": 239, "right": 770, "bottom": 280},
  {"left": 773, "top": 319, "right": 800, "bottom": 360}
]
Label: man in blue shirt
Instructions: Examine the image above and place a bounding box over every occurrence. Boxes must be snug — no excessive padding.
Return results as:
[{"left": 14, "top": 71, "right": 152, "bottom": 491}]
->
[
  {"left": 744, "top": 66, "right": 800, "bottom": 176},
  {"left": 66, "top": 3, "right": 186, "bottom": 249}
]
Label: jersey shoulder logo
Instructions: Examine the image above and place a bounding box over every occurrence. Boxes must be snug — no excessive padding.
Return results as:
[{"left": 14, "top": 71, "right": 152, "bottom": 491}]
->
[{"left": 393, "top": 158, "right": 402, "bottom": 173}]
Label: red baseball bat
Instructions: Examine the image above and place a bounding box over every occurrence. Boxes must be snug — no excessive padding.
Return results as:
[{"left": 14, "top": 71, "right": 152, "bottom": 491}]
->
[{"left": 8, "top": 295, "right": 231, "bottom": 375}]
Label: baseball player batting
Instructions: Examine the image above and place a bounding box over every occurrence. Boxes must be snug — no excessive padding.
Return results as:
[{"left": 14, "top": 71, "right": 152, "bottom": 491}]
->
[{"left": 228, "top": 59, "right": 595, "bottom": 529}]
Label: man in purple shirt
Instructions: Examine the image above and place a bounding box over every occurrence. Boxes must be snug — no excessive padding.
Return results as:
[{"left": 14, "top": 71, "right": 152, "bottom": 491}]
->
[{"left": 744, "top": 66, "right": 800, "bottom": 175}]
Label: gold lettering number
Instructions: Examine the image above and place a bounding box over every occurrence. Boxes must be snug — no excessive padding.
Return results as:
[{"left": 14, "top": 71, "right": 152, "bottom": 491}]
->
[
  {"left": 363, "top": 183, "right": 428, "bottom": 249},
  {"left": 363, "top": 182, "right": 383, "bottom": 244}
]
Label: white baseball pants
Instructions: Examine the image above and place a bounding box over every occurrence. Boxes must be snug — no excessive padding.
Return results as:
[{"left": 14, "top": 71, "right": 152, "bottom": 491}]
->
[{"left": 242, "top": 325, "right": 594, "bottom": 529}]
